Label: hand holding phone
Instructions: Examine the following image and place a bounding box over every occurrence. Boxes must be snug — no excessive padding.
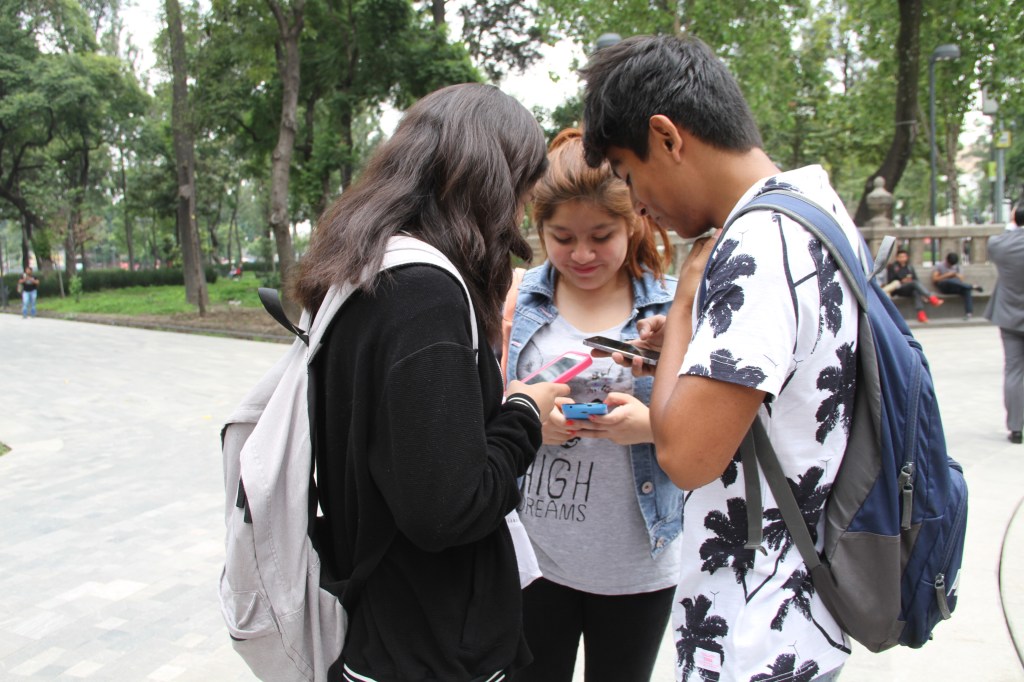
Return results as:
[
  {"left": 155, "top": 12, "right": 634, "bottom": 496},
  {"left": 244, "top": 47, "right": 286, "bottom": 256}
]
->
[
  {"left": 521, "top": 351, "right": 593, "bottom": 385},
  {"left": 561, "top": 402, "right": 609, "bottom": 420},
  {"left": 583, "top": 335, "right": 660, "bottom": 366}
]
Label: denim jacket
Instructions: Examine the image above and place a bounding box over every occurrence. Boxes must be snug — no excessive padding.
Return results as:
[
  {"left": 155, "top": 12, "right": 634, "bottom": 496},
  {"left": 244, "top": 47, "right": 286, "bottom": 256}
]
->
[{"left": 506, "top": 262, "right": 683, "bottom": 557}]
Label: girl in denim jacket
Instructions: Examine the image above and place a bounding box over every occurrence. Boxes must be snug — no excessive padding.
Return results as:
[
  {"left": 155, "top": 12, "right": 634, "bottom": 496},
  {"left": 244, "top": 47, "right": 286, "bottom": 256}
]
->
[{"left": 507, "top": 129, "right": 682, "bottom": 682}]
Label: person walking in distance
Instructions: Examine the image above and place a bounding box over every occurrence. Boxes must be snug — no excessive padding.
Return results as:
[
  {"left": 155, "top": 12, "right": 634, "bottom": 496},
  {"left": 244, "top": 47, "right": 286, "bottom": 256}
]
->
[
  {"left": 886, "top": 248, "right": 944, "bottom": 323},
  {"left": 580, "top": 34, "right": 861, "bottom": 680},
  {"left": 931, "top": 252, "right": 983, "bottom": 320},
  {"left": 506, "top": 128, "right": 682, "bottom": 682},
  {"left": 985, "top": 203, "right": 1024, "bottom": 444},
  {"left": 18, "top": 265, "right": 39, "bottom": 318}
]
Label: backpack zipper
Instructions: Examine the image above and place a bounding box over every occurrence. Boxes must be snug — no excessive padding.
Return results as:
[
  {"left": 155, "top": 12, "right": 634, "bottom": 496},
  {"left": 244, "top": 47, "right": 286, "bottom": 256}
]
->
[
  {"left": 899, "top": 462, "right": 915, "bottom": 530},
  {"left": 900, "top": 357, "right": 923, "bottom": 530},
  {"left": 933, "top": 481, "right": 968, "bottom": 620}
]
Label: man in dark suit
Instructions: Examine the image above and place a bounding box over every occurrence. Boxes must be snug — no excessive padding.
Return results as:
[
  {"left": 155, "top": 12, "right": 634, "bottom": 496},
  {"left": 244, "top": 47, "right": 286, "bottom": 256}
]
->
[{"left": 986, "top": 204, "right": 1024, "bottom": 444}]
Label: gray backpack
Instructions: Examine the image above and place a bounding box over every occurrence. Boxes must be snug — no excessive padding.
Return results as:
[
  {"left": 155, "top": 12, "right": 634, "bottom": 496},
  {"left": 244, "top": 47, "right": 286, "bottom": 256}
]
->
[{"left": 218, "top": 237, "right": 479, "bottom": 681}]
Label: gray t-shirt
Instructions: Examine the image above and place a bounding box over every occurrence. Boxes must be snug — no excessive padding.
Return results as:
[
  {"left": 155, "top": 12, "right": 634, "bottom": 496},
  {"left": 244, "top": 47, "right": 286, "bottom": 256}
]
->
[{"left": 516, "top": 316, "right": 681, "bottom": 595}]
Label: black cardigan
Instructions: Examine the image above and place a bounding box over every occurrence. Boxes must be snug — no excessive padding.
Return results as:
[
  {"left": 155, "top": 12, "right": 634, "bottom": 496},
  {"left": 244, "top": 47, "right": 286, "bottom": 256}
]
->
[{"left": 312, "top": 264, "right": 542, "bottom": 681}]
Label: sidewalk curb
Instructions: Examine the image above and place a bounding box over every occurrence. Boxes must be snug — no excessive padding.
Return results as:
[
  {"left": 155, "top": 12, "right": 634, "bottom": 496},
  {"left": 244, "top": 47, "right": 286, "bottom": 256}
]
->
[{"left": 1000, "top": 495, "right": 1024, "bottom": 670}]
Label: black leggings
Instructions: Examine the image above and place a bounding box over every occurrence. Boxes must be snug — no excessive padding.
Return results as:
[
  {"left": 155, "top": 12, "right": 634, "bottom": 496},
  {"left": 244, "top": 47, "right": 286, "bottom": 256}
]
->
[{"left": 515, "top": 578, "right": 675, "bottom": 682}]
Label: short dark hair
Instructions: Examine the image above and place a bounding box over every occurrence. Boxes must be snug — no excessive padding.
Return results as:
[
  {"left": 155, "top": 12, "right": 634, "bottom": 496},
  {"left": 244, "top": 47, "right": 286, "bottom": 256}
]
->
[
  {"left": 896, "top": 248, "right": 909, "bottom": 256},
  {"left": 1015, "top": 203, "right": 1024, "bottom": 227},
  {"left": 945, "top": 252, "right": 959, "bottom": 266},
  {"left": 291, "top": 83, "right": 547, "bottom": 343},
  {"left": 580, "top": 34, "right": 763, "bottom": 167}
]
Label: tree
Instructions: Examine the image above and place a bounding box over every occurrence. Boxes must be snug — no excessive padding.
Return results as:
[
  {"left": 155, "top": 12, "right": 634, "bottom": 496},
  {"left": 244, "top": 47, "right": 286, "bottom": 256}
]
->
[
  {"left": 166, "top": 0, "right": 208, "bottom": 312},
  {"left": 458, "top": 0, "right": 550, "bottom": 82},
  {"left": 265, "top": 0, "right": 304, "bottom": 284},
  {"left": 0, "top": 1, "right": 64, "bottom": 271}
]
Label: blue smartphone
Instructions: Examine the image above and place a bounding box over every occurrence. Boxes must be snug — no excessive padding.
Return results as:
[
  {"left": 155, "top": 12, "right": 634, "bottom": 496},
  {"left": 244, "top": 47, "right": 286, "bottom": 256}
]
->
[{"left": 561, "top": 403, "right": 609, "bottom": 419}]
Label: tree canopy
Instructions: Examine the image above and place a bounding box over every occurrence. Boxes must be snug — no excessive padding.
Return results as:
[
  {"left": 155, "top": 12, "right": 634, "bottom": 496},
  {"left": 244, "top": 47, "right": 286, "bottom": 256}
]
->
[{"left": 1, "top": 0, "right": 1021, "bottom": 289}]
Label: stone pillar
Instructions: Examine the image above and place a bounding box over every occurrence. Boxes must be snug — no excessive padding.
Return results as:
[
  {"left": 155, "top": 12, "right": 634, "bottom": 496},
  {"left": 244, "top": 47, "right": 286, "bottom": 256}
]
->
[{"left": 863, "top": 176, "right": 895, "bottom": 257}]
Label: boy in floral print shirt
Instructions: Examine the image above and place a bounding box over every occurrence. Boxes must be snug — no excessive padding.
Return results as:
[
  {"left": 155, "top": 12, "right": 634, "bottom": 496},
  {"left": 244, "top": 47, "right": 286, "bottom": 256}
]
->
[{"left": 581, "top": 35, "right": 868, "bottom": 681}]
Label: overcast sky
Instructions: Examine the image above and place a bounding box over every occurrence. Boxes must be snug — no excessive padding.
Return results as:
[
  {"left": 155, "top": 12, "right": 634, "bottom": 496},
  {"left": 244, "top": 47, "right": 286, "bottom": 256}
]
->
[{"left": 119, "top": 0, "right": 585, "bottom": 134}]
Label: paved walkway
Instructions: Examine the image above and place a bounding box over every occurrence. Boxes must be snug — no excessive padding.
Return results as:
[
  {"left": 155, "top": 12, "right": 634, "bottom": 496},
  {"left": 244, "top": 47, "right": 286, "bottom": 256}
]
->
[{"left": 0, "top": 314, "right": 1021, "bottom": 681}]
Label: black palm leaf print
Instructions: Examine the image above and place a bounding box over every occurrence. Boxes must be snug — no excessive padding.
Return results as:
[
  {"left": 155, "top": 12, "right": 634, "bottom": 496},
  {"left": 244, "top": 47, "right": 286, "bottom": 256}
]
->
[
  {"left": 754, "top": 178, "right": 802, "bottom": 198},
  {"left": 720, "top": 451, "right": 740, "bottom": 488},
  {"left": 814, "top": 342, "right": 856, "bottom": 443},
  {"left": 700, "top": 239, "right": 756, "bottom": 337},
  {"left": 762, "top": 466, "right": 830, "bottom": 552},
  {"left": 747, "top": 466, "right": 832, "bottom": 602},
  {"left": 773, "top": 568, "right": 851, "bottom": 653},
  {"left": 808, "top": 240, "right": 844, "bottom": 338},
  {"left": 771, "top": 569, "right": 813, "bottom": 630},
  {"left": 708, "top": 349, "right": 768, "bottom": 387},
  {"left": 700, "top": 498, "right": 757, "bottom": 597},
  {"left": 676, "top": 595, "right": 728, "bottom": 680},
  {"left": 749, "top": 653, "right": 819, "bottom": 682}
]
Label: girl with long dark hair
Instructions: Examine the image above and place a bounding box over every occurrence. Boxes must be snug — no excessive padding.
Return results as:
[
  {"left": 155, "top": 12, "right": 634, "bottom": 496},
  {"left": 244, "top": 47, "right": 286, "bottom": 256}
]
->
[{"left": 290, "top": 83, "right": 568, "bottom": 682}]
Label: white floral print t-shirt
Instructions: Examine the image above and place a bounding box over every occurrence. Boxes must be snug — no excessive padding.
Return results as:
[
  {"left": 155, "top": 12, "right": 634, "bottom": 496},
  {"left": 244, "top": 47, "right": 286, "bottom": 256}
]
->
[{"left": 673, "top": 166, "right": 864, "bottom": 682}]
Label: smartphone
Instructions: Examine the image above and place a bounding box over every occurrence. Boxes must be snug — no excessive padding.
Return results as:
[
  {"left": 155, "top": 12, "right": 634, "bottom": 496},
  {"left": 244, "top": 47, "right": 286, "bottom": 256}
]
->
[
  {"left": 521, "top": 351, "right": 593, "bottom": 384},
  {"left": 583, "top": 335, "right": 660, "bottom": 366},
  {"left": 561, "top": 403, "right": 609, "bottom": 419}
]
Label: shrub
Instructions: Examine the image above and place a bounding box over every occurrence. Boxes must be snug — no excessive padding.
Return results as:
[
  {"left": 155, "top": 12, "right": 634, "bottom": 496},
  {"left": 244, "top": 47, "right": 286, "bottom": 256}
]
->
[
  {"left": 69, "top": 275, "right": 83, "bottom": 302},
  {"left": 1, "top": 266, "right": 218, "bottom": 299}
]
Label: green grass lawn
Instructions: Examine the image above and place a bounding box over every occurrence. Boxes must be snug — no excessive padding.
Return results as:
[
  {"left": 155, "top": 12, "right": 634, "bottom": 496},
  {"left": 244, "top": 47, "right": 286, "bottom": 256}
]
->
[{"left": 35, "top": 273, "right": 266, "bottom": 315}]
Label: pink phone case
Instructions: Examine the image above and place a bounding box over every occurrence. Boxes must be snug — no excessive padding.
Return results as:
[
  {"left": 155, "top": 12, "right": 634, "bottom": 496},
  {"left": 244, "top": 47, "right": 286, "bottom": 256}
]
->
[{"left": 521, "top": 351, "right": 593, "bottom": 384}]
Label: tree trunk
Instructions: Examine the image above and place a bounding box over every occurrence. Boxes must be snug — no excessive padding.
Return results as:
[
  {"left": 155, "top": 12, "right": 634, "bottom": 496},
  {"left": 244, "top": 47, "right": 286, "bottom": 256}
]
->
[
  {"left": 852, "top": 0, "right": 922, "bottom": 226},
  {"left": 166, "top": 0, "right": 208, "bottom": 314},
  {"left": 119, "top": 148, "right": 135, "bottom": 270},
  {"left": 431, "top": 0, "right": 445, "bottom": 27},
  {"left": 64, "top": 218, "right": 76, "bottom": 279},
  {"left": 266, "top": 0, "right": 304, "bottom": 288},
  {"left": 0, "top": 190, "right": 50, "bottom": 271},
  {"left": 23, "top": 218, "right": 33, "bottom": 270},
  {"left": 207, "top": 194, "right": 223, "bottom": 263},
  {"left": 65, "top": 150, "right": 90, "bottom": 277}
]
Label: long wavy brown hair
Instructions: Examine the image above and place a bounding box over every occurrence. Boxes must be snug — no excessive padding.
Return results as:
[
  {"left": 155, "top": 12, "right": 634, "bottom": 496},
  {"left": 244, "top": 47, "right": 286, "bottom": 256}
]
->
[
  {"left": 531, "top": 128, "right": 671, "bottom": 281},
  {"left": 290, "top": 83, "right": 548, "bottom": 343}
]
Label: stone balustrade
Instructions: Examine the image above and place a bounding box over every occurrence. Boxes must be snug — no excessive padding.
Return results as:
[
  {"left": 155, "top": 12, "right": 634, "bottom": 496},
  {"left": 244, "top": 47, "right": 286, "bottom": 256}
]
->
[
  {"left": 521, "top": 179, "right": 1002, "bottom": 322},
  {"left": 526, "top": 225, "right": 1001, "bottom": 291}
]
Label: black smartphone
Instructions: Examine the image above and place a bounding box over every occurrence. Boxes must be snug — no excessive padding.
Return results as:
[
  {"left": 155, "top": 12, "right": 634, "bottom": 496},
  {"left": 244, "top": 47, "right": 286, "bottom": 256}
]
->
[{"left": 582, "top": 335, "right": 660, "bottom": 366}]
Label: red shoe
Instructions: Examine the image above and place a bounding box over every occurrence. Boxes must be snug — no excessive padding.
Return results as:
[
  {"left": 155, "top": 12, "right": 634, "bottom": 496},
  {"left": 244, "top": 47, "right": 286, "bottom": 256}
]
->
[
  {"left": 917, "top": 310, "right": 929, "bottom": 323},
  {"left": 929, "top": 295, "right": 944, "bottom": 307}
]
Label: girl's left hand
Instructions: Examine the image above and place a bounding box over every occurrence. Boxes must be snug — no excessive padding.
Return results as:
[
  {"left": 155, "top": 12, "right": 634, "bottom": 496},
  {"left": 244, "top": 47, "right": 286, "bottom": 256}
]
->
[{"left": 572, "top": 392, "right": 653, "bottom": 445}]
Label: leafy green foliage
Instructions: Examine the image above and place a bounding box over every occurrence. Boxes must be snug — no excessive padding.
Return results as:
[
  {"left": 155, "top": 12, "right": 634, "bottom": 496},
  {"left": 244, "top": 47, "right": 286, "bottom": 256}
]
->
[
  {"left": 32, "top": 272, "right": 262, "bottom": 315},
  {"left": 69, "top": 274, "right": 83, "bottom": 302},
  {"left": 3, "top": 0, "right": 1023, "bottom": 289}
]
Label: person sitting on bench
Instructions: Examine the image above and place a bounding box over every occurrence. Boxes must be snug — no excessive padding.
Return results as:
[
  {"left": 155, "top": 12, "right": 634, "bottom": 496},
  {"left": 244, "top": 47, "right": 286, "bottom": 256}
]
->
[
  {"left": 931, "top": 252, "right": 983, "bottom": 320},
  {"left": 885, "top": 248, "right": 944, "bottom": 323}
]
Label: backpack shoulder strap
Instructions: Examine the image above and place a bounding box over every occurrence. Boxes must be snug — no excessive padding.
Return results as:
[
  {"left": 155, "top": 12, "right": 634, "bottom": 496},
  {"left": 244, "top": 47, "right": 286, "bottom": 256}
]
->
[
  {"left": 305, "top": 236, "right": 479, "bottom": 362},
  {"left": 721, "top": 190, "right": 866, "bottom": 562},
  {"left": 258, "top": 287, "right": 310, "bottom": 344}
]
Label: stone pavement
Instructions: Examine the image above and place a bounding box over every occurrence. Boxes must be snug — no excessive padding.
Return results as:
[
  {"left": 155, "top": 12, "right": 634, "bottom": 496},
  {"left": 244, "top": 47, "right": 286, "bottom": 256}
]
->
[{"left": 0, "top": 314, "right": 1021, "bottom": 681}]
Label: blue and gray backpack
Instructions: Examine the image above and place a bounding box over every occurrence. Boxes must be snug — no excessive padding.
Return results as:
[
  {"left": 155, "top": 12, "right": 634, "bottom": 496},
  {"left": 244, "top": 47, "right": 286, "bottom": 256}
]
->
[{"left": 715, "top": 189, "right": 968, "bottom": 652}]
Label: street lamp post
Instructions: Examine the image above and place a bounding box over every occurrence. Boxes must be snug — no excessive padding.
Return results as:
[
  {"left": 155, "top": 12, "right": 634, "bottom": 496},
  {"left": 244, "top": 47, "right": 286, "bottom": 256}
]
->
[{"left": 929, "top": 43, "right": 960, "bottom": 227}]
